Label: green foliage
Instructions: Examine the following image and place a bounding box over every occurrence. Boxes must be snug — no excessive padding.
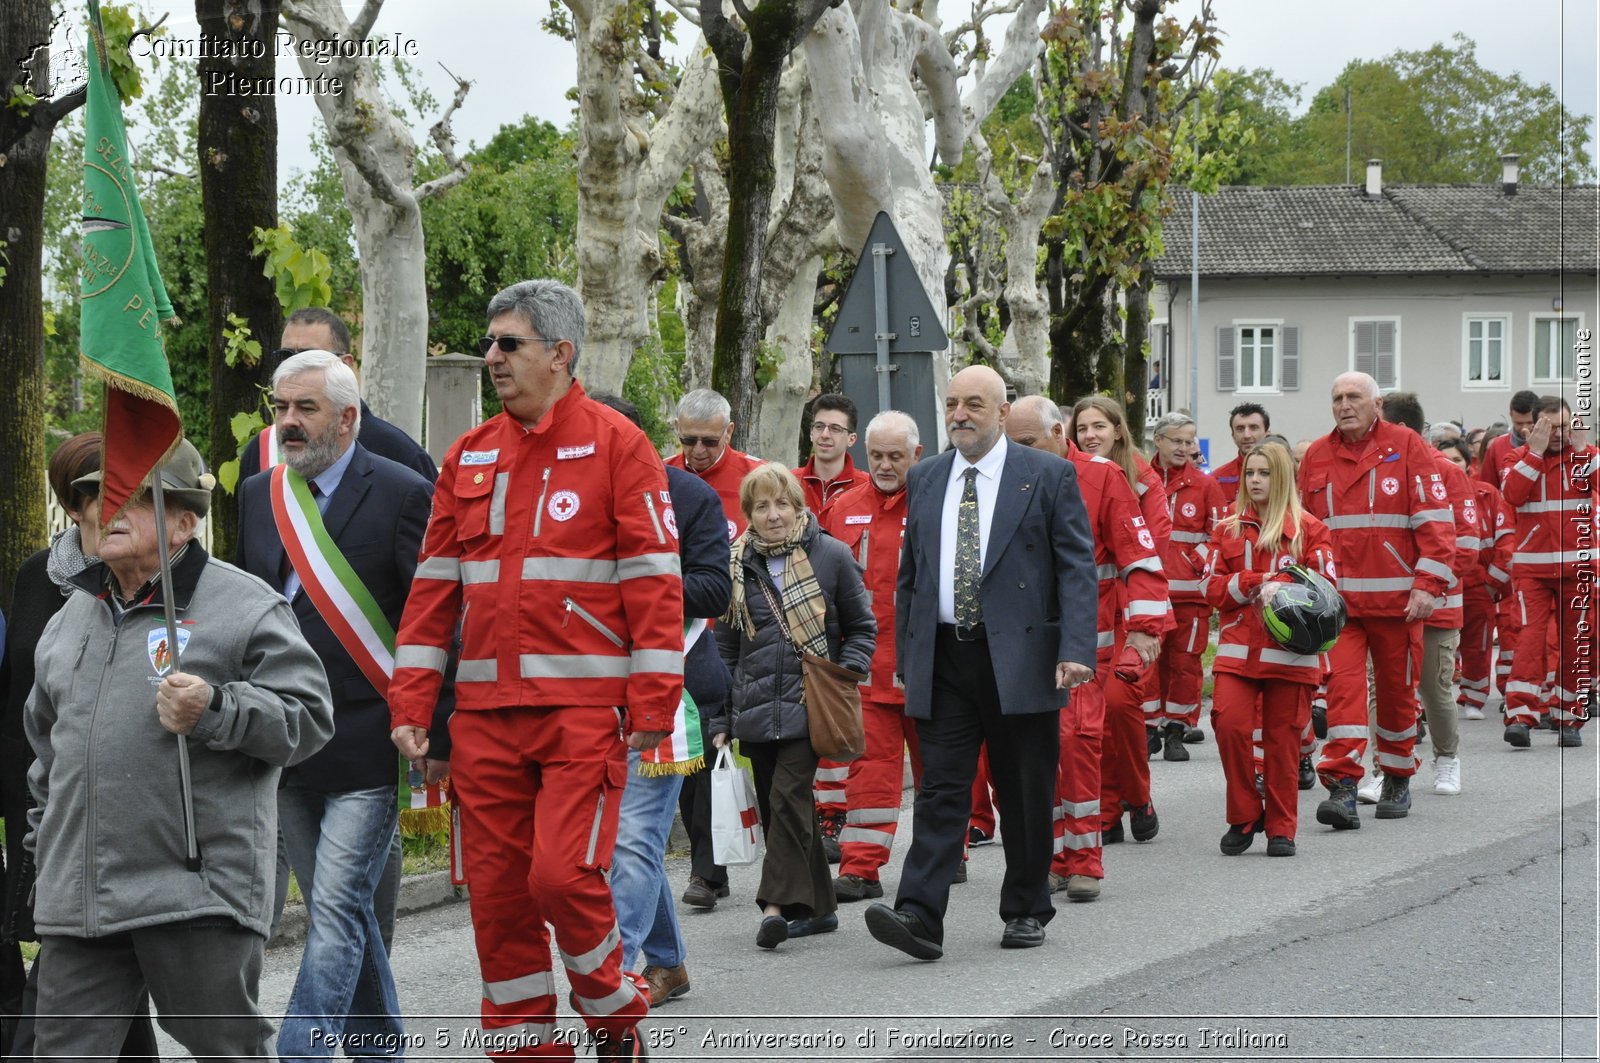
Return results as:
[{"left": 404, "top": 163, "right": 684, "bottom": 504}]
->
[
  {"left": 1214, "top": 37, "right": 1594, "bottom": 186},
  {"left": 97, "top": 3, "right": 166, "bottom": 104},
  {"left": 250, "top": 224, "right": 334, "bottom": 313},
  {"left": 221, "top": 313, "right": 262, "bottom": 369},
  {"left": 6, "top": 83, "right": 38, "bottom": 117}
]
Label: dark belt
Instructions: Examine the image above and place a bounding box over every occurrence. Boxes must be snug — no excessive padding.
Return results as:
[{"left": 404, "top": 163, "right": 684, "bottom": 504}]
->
[{"left": 937, "top": 622, "right": 987, "bottom": 642}]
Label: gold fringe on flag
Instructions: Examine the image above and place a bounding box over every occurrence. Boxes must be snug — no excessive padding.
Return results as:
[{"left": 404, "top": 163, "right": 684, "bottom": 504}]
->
[
  {"left": 636, "top": 754, "right": 705, "bottom": 777},
  {"left": 400, "top": 802, "right": 453, "bottom": 837}
]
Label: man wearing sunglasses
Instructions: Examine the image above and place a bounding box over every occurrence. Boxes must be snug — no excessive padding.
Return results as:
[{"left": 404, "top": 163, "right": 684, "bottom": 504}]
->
[
  {"left": 389, "top": 279, "right": 682, "bottom": 1062},
  {"left": 794, "top": 393, "right": 870, "bottom": 517},
  {"left": 666, "top": 389, "right": 765, "bottom": 544},
  {"left": 237, "top": 308, "right": 437, "bottom": 486}
]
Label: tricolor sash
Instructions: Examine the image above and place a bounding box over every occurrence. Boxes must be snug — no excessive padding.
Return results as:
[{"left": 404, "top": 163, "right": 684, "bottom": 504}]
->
[
  {"left": 637, "top": 618, "right": 708, "bottom": 776},
  {"left": 258, "top": 425, "right": 283, "bottom": 470},
  {"left": 268, "top": 464, "right": 396, "bottom": 695}
]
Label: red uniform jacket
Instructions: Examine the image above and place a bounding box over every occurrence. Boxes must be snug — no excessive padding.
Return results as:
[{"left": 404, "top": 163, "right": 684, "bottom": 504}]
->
[
  {"left": 820, "top": 478, "right": 905, "bottom": 701},
  {"left": 795, "top": 453, "right": 870, "bottom": 517},
  {"left": 1210, "top": 454, "right": 1244, "bottom": 501},
  {"left": 666, "top": 445, "right": 765, "bottom": 541},
  {"left": 1157, "top": 459, "right": 1225, "bottom": 606},
  {"left": 1296, "top": 420, "right": 1455, "bottom": 618},
  {"left": 1476, "top": 432, "right": 1521, "bottom": 490},
  {"left": 1501, "top": 442, "right": 1600, "bottom": 579},
  {"left": 1066, "top": 449, "right": 1167, "bottom": 653},
  {"left": 390, "top": 382, "right": 686, "bottom": 734},
  {"left": 1203, "top": 508, "right": 1337, "bottom": 684},
  {"left": 1427, "top": 450, "right": 1479, "bottom": 629},
  {"left": 1475, "top": 481, "right": 1515, "bottom": 595}
]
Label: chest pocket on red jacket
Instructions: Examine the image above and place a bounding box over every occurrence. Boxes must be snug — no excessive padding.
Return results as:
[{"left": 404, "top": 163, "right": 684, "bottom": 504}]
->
[
  {"left": 1301, "top": 470, "right": 1332, "bottom": 517},
  {"left": 453, "top": 467, "right": 500, "bottom": 542}
]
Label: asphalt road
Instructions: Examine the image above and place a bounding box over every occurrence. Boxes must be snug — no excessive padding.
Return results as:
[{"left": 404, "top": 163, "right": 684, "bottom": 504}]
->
[{"left": 181, "top": 709, "right": 1597, "bottom": 1061}]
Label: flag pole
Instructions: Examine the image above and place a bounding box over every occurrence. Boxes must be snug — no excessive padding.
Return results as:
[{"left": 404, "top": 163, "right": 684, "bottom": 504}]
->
[{"left": 150, "top": 475, "right": 202, "bottom": 872}]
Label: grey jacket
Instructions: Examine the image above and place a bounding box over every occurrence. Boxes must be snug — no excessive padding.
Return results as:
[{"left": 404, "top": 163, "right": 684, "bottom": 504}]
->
[
  {"left": 25, "top": 545, "right": 334, "bottom": 939},
  {"left": 714, "top": 520, "right": 875, "bottom": 744}
]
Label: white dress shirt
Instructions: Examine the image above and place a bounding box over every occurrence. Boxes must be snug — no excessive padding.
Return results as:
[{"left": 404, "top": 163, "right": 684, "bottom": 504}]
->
[{"left": 937, "top": 435, "right": 1008, "bottom": 624}]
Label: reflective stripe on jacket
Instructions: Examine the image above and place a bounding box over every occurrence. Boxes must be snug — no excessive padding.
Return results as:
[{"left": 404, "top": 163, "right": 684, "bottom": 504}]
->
[
  {"left": 1068, "top": 452, "right": 1168, "bottom": 650},
  {"left": 1202, "top": 508, "right": 1336, "bottom": 684},
  {"left": 1157, "top": 459, "right": 1225, "bottom": 606},
  {"left": 1500, "top": 443, "right": 1599, "bottom": 580}
]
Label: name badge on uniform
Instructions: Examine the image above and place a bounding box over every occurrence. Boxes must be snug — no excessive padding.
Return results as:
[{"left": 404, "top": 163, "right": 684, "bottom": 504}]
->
[
  {"left": 558, "top": 443, "right": 596, "bottom": 460},
  {"left": 845, "top": 514, "right": 872, "bottom": 525},
  {"left": 461, "top": 449, "right": 499, "bottom": 466}
]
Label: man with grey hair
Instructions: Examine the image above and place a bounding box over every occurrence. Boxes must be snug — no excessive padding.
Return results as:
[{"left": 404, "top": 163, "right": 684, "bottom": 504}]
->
[
  {"left": 1298, "top": 371, "right": 1455, "bottom": 827},
  {"left": 238, "top": 307, "right": 437, "bottom": 485},
  {"left": 667, "top": 388, "right": 765, "bottom": 910},
  {"left": 390, "top": 279, "right": 683, "bottom": 1059},
  {"left": 820, "top": 411, "right": 923, "bottom": 903},
  {"left": 235, "top": 349, "right": 448, "bottom": 1058}
]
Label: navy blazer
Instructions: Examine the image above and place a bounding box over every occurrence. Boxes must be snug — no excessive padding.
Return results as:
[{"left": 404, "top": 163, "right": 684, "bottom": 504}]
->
[
  {"left": 895, "top": 441, "right": 1097, "bottom": 718},
  {"left": 236, "top": 400, "right": 438, "bottom": 485},
  {"left": 235, "top": 443, "right": 452, "bottom": 792}
]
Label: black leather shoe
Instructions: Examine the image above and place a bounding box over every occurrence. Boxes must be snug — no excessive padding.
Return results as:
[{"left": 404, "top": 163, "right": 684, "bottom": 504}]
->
[
  {"left": 1311, "top": 705, "right": 1327, "bottom": 739},
  {"left": 1146, "top": 728, "right": 1161, "bottom": 757},
  {"left": 1000, "top": 916, "right": 1045, "bottom": 949},
  {"left": 1504, "top": 723, "right": 1531, "bottom": 748},
  {"left": 1102, "top": 819, "right": 1125, "bottom": 844},
  {"left": 755, "top": 915, "right": 788, "bottom": 949},
  {"left": 1183, "top": 724, "right": 1206, "bottom": 744},
  {"left": 1219, "top": 817, "right": 1263, "bottom": 856},
  {"left": 1298, "top": 755, "right": 1316, "bottom": 791},
  {"left": 864, "top": 904, "right": 942, "bottom": 961},
  {"left": 786, "top": 912, "right": 838, "bottom": 937},
  {"left": 1130, "top": 803, "right": 1159, "bottom": 842},
  {"left": 1162, "top": 725, "right": 1190, "bottom": 762}
]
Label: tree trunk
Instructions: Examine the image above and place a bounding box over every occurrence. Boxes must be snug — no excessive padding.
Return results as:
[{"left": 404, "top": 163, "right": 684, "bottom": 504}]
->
[
  {"left": 1123, "top": 263, "right": 1153, "bottom": 446},
  {"left": 197, "top": 0, "right": 281, "bottom": 561},
  {"left": 0, "top": 0, "right": 85, "bottom": 606}
]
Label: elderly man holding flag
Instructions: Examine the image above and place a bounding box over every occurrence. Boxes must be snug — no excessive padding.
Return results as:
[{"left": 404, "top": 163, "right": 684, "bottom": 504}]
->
[{"left": 24, "top": 7, "right": 333, "bottom": 1058}]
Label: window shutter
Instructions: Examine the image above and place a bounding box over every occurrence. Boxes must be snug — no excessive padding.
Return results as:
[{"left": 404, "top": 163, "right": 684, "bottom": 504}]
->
[
  {"left": 1354, "top": 320, "right": 1376, "bottom": 378},
  {"left": 1281, "top": 326, "right": 1301, "bottom": 391},
  {"left": 1375, "top": 321, "right": 1397, "bottom": 388},
  {"left": 1216, "top": 326, "right": 1235, "bottom": 391}
]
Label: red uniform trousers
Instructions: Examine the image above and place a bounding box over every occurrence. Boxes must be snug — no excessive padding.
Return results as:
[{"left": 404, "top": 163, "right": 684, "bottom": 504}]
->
[
  {"left": 451, "top": 707, "right": 647, "bottom": 1060},
  {"left": 1506, "top": 576, "right": 1592, "bottom": 728},
  {"left": 1495, "top": 593, "right": 1522, "bottom": 697},
  {"left": 1213, "top": 674, "right": 1313, "bottom": 839},
  {"left": 813, "top": 760, "right": 850, "bottom": 821},
  {"left": 1315, "top": 616, "right": 1424, "bottom": 782},
  {"left": 838, "top": 698, "right": 921, "bottom": 881},
  {"left": 1154, "top": 604, "right": 1209, "bottom": 730},
  {"left": 970, "top": 756, "right": 997, "bottom": 836},
  {"left": 1458, "top": 583, "right": 1497, "bottom": 712},
  {"left": 1051, "top": 680, "right": 1106, "bottom": 879},
  {"left": 1100, "top": 644, "right": 1155, "bottom": 829}
]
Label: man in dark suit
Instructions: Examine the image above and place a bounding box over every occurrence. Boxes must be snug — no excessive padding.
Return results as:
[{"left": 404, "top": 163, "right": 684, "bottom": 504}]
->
[
  {"left": 864, "top": 365, "right": 1098, "bottom": 959},
  {"left": 236, "top": 307, "right": 439, "bottom": 484},
  {"left": 235, "top": 350, "right": 450, "bottom": 1055}
]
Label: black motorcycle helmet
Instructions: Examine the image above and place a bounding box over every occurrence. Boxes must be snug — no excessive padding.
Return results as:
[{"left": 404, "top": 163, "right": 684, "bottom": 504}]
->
[{"left": 1259, "top": 564, "right": 1347, "bottom": 655}]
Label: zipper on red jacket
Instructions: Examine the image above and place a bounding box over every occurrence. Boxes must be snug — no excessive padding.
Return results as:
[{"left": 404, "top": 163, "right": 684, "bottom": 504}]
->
[
  {"left": 1383, "top": 541, "right": 1413, "bottom": 575},
  {"left": 532, "top": 467, "right": 553, "bottom": 537},
  {"left": 563, "top": 596, "right": 625, "bottom": 647},
  {"left": 643, "top": 492, "right": 667, "bottom": 545},
  {"left": 1367, "top": 470, "right": 1376, "bottom": 510}
]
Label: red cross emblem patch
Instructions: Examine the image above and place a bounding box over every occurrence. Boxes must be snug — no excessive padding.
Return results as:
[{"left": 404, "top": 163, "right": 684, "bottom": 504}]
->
[{"left": 548, "top": 490, "right": 581, "bottom": 522}]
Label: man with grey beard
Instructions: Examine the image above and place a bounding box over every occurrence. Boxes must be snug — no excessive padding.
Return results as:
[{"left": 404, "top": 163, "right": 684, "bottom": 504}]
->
[{"left": 234, "top": 350, "right": 451, "bottom": 1059}]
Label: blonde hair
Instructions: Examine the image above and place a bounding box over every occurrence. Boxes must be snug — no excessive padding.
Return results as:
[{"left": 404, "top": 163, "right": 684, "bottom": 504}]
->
[
  {"left": 1221, "top": 441, "right": 1305, "bottom": 556},
  {"left": 1069, "top": 396, "right": 1139, "bottom": 490},
  {"left": 739, "top": 461, "right": 807, "bottom": 519}
]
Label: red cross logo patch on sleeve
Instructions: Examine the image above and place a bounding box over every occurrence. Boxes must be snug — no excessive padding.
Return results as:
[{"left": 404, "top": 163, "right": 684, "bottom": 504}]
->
[{"left": 548, "top": 490, "right": 581, "bottom": 522}]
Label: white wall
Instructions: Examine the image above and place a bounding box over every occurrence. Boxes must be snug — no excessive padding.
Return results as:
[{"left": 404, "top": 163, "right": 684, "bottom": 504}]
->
[{"left": 1155, "top": 274, "right": 1600, "bottom": 467}]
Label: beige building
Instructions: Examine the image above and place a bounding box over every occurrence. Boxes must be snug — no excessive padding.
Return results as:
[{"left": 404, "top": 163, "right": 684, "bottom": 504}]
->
[{"left": 1151, "top": 160, "right": 1599, "bottom": 467}]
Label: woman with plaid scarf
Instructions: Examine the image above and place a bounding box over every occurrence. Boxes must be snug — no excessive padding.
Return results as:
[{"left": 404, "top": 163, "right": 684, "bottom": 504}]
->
[{"left": 712, "top": 464, "right": 876, "bottom": 950}]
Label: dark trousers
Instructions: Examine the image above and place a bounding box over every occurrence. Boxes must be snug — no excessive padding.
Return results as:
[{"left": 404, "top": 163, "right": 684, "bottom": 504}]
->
[
  {"left": 895, "top": 630, "right": 1060, "bottom": 940},
  {"left": 742, "top": 738, "right": 837, "bottom": 921},
  {"left": 677, "top": 769, "right": 727, "bottom": 888}
]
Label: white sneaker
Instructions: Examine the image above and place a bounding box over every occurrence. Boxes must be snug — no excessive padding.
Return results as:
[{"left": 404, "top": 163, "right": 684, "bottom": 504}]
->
[
  {"left": 1356, "top": 771, "right": 1383, "bottom": 804},
  {"left": 1463, "top": 705, "right": 1486, "bottom": 721},
  {"left": 1432, "top": 756, "right": 1461, "bottom": 795}
]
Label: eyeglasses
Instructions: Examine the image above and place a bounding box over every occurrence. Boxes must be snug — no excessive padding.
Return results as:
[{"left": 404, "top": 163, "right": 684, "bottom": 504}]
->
[
  {"left": 811, "top": 422, "right": 852, "bottom": 436},
  {"left": 478, "top": 335, "right": 559, "bottom": 356},
  {"left": 678, "top": 435, "right": 723, "bottom": 450}
]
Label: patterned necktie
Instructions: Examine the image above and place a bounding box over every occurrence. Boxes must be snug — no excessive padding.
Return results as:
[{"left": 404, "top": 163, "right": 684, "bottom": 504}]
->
[{"left": 955, "top": 467, "right": 983, "bottom": 627}]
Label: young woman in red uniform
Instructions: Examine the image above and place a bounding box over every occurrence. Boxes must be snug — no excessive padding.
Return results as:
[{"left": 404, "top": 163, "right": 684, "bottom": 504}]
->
[{"left": 1204, "top": 442, "right": 1337, "bottom": 857}]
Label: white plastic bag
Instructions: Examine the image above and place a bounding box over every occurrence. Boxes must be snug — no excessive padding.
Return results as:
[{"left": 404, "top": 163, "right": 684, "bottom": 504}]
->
[{"left": 709, "top": 746, "right": 764, "bottom": 867}]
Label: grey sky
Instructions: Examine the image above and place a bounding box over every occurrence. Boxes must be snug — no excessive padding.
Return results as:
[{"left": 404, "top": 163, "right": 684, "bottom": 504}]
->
[{"left": 121, "top": 0, "right": 1600, "bottom": 186}]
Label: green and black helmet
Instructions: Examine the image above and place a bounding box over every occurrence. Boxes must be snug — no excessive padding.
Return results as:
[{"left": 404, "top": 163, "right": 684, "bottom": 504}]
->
[{"left": 1259, "top": 564, "right": 1347, "bottom": 655}]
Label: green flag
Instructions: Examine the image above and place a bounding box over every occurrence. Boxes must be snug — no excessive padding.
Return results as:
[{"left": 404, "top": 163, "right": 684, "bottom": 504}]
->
[{"left": 80, "top": 0, "right": 180, "bottom": 525}]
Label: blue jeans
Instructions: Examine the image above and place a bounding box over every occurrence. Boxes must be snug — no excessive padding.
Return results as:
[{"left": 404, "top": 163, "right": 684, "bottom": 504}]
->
[
  {"left": 610, "top": 751, "right": 687, "bottom": 971},
  {"left": 277, "top": 784, "right": 405, "bottom": 1060}
]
